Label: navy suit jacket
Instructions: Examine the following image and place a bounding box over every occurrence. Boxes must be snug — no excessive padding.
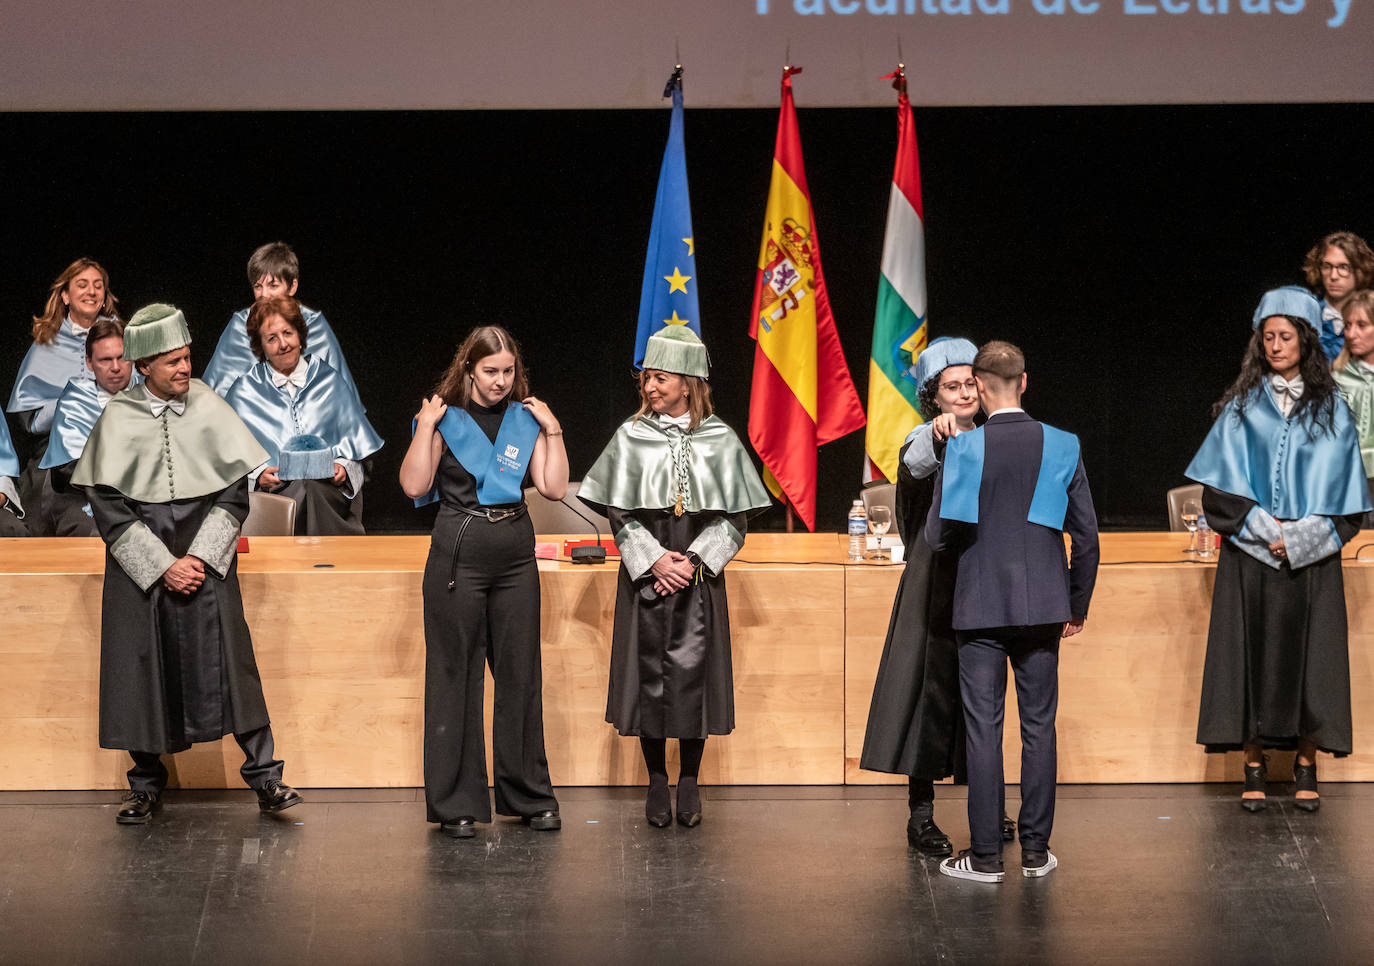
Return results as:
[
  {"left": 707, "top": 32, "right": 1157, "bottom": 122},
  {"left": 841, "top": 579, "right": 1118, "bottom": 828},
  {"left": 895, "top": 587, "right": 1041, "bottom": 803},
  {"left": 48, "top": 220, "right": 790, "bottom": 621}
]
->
[{"left": 924, "top": 411, "right": 1099, "bottom": 631}]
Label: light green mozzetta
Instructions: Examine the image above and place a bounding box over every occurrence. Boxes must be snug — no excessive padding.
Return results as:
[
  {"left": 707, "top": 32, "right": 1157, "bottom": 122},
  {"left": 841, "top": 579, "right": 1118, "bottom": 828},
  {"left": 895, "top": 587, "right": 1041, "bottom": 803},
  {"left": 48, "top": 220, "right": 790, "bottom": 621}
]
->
[
  {"left": 1333, "top": 361, "right": 1374, "bottom": 477},
  {"left": 122, "top": 303, "right": 193, "bottom": 362},
  {"left": 579, "top": 414, "right": 771, "bottom": 515},
  {"left": 71, "top": 381, "right": 269, "bottom": 503}
]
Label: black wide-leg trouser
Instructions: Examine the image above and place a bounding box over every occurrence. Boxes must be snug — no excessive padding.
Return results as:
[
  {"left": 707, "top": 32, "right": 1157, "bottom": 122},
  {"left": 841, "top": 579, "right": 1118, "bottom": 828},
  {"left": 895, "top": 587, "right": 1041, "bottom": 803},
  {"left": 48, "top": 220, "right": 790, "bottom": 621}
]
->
[{"left": 422, "top": 510, "right": 558, "bottom": 823}]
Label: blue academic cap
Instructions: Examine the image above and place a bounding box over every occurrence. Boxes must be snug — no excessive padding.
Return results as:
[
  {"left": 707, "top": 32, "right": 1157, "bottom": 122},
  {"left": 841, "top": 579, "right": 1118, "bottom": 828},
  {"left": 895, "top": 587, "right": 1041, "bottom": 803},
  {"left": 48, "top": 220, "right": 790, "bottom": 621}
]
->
[
  {"left": 911, "top": 337, "right": 978, "bottom": 388},
  {"left": 1252, "top": 286, "right": 1321, "bottom": 333},
  {"left": 277, "top": 434, "right": 335, "bottom": 481}
]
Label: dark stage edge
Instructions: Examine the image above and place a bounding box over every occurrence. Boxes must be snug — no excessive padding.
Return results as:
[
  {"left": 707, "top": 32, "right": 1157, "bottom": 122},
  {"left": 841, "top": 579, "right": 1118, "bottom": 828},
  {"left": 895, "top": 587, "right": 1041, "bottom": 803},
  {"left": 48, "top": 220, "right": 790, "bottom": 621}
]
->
[{"left": 2, "top": 784, "right": 1368, "bottom": 966}]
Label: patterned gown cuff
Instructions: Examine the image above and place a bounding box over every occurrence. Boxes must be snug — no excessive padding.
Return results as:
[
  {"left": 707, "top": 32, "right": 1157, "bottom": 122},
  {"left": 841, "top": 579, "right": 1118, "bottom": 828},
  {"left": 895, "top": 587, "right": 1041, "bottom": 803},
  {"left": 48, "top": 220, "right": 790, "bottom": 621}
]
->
[
  {"left": 615, "top": 520, "right": 667, "bottom": 581},
  {"left": 0, "top": 477, "right": 24, "bottom": 519},
  {"left": 687, "top": 519, "right": 744, "bottom": 577},
  {"left": 901, "top": 424, "right": 939, "bottom": 480},
  {"left": 1280, "top": 515, "right": 1342, "bottom": 570},
  {"left": 187, "top": 506, "right": 241, "bottom": 579},
  {"left": 111, "top": 523, "right": 178, "bottom": 592},
  {"left": 337, "top": 458, "right": 363, "bottom": 500},
  {"left": 1229, "top": 508, "right": 1283, "bottom": 570}
]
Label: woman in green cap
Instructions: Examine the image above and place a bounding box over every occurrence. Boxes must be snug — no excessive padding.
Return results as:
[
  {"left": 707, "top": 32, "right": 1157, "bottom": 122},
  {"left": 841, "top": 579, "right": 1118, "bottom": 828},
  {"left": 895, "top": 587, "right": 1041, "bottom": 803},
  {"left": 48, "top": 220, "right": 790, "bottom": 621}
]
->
[{"left": 579, "top": 325, "right": 771, "bottom": 828}]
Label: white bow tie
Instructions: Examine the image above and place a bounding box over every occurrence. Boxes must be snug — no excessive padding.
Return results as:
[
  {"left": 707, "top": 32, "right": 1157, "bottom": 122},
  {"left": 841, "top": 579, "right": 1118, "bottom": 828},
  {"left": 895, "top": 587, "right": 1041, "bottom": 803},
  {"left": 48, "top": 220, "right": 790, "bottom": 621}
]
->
[
  {"left": 271, "top": 364, "right": 309, "bottom": 391},
  {"left": 149, "top": 395, "right": 186, "bottom": 418},
  {"left": 659, "top": 412, "right": 692, "bottom": 431},
  {"left": 1271, "top": 374, "right": 1305, "bottom": 401}
]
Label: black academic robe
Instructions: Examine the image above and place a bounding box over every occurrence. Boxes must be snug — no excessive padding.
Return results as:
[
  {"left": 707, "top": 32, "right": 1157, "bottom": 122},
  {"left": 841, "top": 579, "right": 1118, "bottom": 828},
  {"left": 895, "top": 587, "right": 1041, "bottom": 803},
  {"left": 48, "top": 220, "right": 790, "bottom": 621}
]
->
[
  {"left": 1196, "top": 486, "right": 1361, "bottom": 756},
  {"left": 859, "top": 435, "right": 966, "bottom": 781},
  {"left": 262, "top": 477, "right": 365, "bottom": 535},
  {"left": 44, "top": 461, "right": 98, "bottom": 537},
  {"left": 87, "top": 477, "right": 271, "bottom": 754},
  {"left": 605, "top": 508, "right": 745, "bottom": 739}
]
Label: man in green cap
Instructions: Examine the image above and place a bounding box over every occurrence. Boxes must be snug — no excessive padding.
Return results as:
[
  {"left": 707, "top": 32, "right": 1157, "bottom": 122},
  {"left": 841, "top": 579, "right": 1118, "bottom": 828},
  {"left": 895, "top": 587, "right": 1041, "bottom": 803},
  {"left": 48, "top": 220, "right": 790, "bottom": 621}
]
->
[{"left": 72, "top": 303, "right": 303, "bottom": 824}]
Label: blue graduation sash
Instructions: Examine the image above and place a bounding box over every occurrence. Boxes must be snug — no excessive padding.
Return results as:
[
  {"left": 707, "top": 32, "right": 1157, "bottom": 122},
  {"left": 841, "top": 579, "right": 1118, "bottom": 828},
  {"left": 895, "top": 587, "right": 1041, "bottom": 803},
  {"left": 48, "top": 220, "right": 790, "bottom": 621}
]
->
[
  {"left": 413, "top": 402, "right": 540, "bottom": 507},
  {"left": 940, "top": 422, "right": 1081, "bottom": 530}
]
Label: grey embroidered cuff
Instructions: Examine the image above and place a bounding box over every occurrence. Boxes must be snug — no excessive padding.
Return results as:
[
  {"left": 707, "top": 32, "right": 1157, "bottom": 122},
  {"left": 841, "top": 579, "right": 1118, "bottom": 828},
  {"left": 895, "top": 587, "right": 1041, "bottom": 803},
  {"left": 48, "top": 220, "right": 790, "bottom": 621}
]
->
[
  {"left": 187, "top": 506, "right": 241, "bottom": 578},
  {"left": 110, "top": 522, "right": 178, "bottom": 593},
  {"left": 0, "top": 477, "right": 24, "bottom": 519},
  {"left": 687, "top": 518, "right": 744, "bottom": 576},
  {"left": 615, "top": 520, "right": 667, "bottom": 581},
  {"left": 901, "top": 424, "right": 939, "bottom": 480},
  {"left": 338, "top": 458, "right": 363, "bottom": 500},
  {"left": 1280, "top": 515, "right": 1342, "bottom": 570}
]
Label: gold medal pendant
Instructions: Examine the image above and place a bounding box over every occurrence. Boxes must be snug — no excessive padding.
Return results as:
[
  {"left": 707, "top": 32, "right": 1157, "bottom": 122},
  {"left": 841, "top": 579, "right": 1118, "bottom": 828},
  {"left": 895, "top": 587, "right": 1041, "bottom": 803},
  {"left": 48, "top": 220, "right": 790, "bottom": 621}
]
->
[{"left": 674, "top": 492, "right": 684, "bottom": 517}]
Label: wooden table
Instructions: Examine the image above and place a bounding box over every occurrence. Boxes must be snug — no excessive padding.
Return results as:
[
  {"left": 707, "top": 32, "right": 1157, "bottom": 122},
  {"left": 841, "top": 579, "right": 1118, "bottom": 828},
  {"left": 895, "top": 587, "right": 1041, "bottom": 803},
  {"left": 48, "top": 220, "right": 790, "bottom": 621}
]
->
[{"left": 4, "top": 532, "right": 1373, "bottom": 789}]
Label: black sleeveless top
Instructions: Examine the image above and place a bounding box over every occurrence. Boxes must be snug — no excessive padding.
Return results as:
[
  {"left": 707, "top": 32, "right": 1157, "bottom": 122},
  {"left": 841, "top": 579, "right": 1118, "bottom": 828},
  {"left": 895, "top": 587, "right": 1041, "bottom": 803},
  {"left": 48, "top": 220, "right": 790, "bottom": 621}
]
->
[{"left": 433, "top": 399, "right": 531, "bottom": 511}]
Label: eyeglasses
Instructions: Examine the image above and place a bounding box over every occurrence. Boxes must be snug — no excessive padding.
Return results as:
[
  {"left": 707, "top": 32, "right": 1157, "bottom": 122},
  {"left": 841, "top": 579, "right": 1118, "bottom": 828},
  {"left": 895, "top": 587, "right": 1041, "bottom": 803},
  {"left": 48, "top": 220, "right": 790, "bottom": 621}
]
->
[
  {"left": 940, "top": 379, "right": 978, "bottom": 393},
  {"left": 1320, "top": 261, "right": 1352, "bottom": 278}
]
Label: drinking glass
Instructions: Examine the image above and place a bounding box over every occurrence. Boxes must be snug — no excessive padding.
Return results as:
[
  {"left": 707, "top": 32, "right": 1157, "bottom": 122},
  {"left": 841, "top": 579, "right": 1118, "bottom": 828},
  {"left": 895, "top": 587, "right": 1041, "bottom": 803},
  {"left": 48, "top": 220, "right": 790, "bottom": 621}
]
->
[
  {"left": 868, "top": 506, "right": 892, "bottom": 560},
  {"left": 1181, "top": 498, "right": 1202, "bottom": 554}
]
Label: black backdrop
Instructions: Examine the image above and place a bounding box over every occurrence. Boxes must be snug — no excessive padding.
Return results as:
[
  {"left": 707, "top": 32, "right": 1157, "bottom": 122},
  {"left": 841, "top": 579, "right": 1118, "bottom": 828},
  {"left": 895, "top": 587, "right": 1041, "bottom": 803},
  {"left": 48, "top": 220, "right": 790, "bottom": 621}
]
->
[{"left": 2, "top": 104, "right": 1370, "bottom": 533}]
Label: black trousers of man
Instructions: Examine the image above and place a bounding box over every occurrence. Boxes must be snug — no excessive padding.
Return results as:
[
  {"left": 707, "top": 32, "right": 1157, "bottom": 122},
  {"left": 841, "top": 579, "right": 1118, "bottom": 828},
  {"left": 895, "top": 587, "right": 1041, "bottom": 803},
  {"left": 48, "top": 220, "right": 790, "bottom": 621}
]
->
[
  {"left": 126, "top": 724, "right": 284, "bottom": 794},
  {"left": 958, "top": 624, "right": 1060, "bottom": 859}
]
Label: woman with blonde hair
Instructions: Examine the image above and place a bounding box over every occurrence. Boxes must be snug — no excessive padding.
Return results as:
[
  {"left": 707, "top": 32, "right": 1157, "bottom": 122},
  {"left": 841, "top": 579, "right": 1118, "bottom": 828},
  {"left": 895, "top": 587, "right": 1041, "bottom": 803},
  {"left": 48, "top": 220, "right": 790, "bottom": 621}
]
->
[
  {"left": 579, "top": 326, "right": 770, "bottom": 828},
  {"left": 400, "top": 325, "right": 566, "bottom": 839},
  {"left": 7, "top": 258, "right": 121, "bottom": 533},
  {"left": 1332, "top": 289, "right": 1374, "bottom": 526}
]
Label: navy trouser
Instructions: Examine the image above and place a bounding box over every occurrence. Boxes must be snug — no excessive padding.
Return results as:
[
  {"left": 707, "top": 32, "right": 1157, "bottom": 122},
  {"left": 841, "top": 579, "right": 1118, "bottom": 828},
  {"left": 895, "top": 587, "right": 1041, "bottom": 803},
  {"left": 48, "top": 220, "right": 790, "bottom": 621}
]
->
[{"left": 958, "top": 625, "right": 1060, "bottom": 857}]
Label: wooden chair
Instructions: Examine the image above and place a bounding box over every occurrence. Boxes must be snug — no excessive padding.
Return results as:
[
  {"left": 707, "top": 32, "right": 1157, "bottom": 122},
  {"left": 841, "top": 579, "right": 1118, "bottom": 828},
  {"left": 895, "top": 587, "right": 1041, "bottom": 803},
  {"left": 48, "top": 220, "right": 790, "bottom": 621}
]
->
[
  {"left": 522, "top": 481, "right": 609, "bottom": 536},
  {"left": 1165, "top": 484, "right": 1203, "bottom": 532},
  {"left": 243, "top": 491, "right": 297, "bottom": 537}
]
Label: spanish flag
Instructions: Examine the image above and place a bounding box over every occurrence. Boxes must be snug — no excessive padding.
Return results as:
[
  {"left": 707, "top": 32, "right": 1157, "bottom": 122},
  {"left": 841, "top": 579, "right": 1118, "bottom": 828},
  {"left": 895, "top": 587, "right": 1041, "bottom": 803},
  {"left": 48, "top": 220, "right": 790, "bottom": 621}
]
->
[
  {"left": 748, "top": 67, "right": 866, "bottom": 532},
  {"left": 864, "top": 67, "right": 927, "bottom": 483}
]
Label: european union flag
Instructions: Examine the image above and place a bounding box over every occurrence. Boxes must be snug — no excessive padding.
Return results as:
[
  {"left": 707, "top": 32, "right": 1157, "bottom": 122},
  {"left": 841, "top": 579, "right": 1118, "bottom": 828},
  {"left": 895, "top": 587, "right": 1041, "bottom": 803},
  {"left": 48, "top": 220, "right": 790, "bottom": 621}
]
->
[{"left": 634, "top": 69, "right": 700, "bottom": 369}]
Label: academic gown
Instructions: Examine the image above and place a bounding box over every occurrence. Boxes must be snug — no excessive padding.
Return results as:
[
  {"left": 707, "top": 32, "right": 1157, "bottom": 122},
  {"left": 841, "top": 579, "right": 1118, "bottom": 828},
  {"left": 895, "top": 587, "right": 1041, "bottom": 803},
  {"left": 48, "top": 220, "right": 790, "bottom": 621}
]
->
[
  {"left": 1332, "top": 358, "right": 1374, "bottom": 527},
  {"left": 73, "top": 381, "right": 272, "bottom": 754},
  {"left": 859, "top": 428, "right": 966, "bottom": 782},
  {"left": 39, "top": 376, "right": 121, "bottom": 536},
  {"left": 225, "top": 355, "right": 382, "bottom": 535},
  {"left": 0, "top": 414, "right": 27, "bottom": 536},
  {"left": 1188, "top": 383, "right": 1370, "bottom": 755},
  {"left": 6, "top": 320, "right": 99, "bottom": 534},
  {"left": 580, "top": 414, "right": 771, "bottom": 740}
]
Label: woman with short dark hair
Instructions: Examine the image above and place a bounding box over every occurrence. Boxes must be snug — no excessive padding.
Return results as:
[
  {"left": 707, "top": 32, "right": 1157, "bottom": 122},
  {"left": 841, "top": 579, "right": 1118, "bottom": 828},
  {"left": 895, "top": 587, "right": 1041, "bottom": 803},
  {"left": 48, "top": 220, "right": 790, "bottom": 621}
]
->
[
  {"left": 1187, "top": 287, "right": 1370, "bottom": 811},
  {"left": 399, "top": 325, "right": 567, "bottom": 839}
]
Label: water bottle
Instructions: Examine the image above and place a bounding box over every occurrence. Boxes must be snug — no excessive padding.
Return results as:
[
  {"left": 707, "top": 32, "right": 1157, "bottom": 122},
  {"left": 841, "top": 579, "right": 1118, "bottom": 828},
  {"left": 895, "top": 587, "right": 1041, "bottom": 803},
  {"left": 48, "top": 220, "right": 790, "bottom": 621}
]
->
[
  {"left": 848, "top": 500, "right": 867, "bottom": 561},
  {"left": 1196, "top": 514, "right": 1215, "bottom": 559}
]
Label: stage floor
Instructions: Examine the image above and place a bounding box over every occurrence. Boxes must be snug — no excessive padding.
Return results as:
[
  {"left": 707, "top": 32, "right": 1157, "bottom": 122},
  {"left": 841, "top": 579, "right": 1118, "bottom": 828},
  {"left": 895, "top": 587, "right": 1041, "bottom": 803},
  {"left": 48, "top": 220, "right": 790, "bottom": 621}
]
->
[{"left": 2, "top": 783, "right": 1369, "bottom": 965}]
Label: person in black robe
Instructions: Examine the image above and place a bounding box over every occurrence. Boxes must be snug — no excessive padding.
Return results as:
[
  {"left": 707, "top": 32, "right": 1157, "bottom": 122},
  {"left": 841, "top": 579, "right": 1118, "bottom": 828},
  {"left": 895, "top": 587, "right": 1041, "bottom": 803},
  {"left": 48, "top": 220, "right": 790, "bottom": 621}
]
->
[
  {"left": 399, "top": 325, "right": 567, "bottom": 839},
  {"left": 72, "top": 303, "right": 302, "bottom": 824},
  {"left": 860, "top": 337, "right": 996, "bottom": 856},
  {"left": 579, "top": 326, "right": 771, "bottom": 829},
  {"left": 1186, "top": 287, "right": 1371, "bottom": 812}
]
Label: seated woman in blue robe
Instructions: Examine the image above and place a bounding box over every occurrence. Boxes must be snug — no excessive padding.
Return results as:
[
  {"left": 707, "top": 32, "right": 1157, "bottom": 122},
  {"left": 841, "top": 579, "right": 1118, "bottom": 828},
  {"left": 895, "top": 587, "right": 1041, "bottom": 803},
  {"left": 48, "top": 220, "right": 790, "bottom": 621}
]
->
[
  {"left": 6, "top": 259, "right": 122, "bottom": 534},
  {"left": 1186, "top": 286, "right": 1370, "bottom": 812},
  {"left": 0, "top": 413, "right": 27, "bottom": 536},
  {"left": 224, "top": 296, "right": 382, "bottom": 535}
]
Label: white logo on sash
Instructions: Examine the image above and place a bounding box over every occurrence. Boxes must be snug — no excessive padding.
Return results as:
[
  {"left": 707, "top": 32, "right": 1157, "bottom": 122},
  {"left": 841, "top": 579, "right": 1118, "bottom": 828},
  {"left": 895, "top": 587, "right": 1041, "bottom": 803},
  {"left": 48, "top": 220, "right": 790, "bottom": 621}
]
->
[{"left": 504, "top": 444, "right": 520, "bottom": 460}]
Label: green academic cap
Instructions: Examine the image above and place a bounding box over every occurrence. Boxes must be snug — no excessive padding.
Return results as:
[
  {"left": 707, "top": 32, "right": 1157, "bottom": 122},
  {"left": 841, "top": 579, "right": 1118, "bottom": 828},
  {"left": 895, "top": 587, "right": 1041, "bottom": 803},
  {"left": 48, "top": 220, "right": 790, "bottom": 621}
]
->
[
  {"left": 642, "top": 325, "right": 709, "bottom": 379},
  {"left": 122, "top": 303, "right": 192, "bottom": 361}
]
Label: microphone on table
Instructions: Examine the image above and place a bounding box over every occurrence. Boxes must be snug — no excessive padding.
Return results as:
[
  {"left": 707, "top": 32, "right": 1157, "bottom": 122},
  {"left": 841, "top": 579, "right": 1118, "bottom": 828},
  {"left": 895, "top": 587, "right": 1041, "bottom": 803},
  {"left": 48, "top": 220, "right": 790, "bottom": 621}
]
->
[{"left": 561, "top": 496, "right": 608, "bottom": 564}]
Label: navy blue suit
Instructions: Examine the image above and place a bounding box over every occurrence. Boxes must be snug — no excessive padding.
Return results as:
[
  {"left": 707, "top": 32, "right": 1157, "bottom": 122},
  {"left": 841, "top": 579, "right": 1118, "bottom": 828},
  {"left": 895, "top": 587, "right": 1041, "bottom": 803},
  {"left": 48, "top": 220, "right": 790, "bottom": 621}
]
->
[{"left": 925, "top": 410, "right": 1099, "bottom": 858}]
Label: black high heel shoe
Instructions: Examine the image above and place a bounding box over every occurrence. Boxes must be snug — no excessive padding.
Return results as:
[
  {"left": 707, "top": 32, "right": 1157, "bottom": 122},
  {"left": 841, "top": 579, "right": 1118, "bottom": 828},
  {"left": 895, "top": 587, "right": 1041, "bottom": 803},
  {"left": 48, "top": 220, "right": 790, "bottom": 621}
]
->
[
  {"left": 1242, "top": 757, "right": 1267, "bottom": 812},
  {"left": 646, "top": 779, "right": 672, "bottom": 828},
  {"left": 1293, "top": 760, "right": 1320, "bottom": 813}
]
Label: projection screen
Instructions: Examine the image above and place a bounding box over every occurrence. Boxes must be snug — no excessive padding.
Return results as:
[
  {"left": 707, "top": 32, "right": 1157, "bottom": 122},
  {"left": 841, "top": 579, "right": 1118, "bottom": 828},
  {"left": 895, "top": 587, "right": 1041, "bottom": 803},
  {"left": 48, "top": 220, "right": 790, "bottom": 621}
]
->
[{"left": 0, "top": 0, "right": 1366, "bottom": 108}]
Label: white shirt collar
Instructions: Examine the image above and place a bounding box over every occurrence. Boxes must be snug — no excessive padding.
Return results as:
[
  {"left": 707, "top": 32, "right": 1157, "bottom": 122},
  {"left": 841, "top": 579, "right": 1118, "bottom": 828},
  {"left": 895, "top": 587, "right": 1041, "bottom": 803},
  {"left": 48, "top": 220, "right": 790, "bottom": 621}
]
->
[
  {"left": 1270, "top": 374, "right": 1304, "bottom": 415},
  {"left": 986, "top": 406, "right": 1025, "bottom": 418},
  {"left": 658, "top": 411, "right": 692, "bottom": 431},
  {"left": 96, "top": 387, "right": 112, "bottom": 410},
  {"left": 1357, "top": 359, "right": 1374, "bottom": 377},
  {"left": 146, "top": 388, "right": 186, "bottom": 418},
  {"left": 270, "top": 358, "right": 309, "bottom": 394},
  {"left": 64, "top": 316, "right": 92, "bottom": 338}
]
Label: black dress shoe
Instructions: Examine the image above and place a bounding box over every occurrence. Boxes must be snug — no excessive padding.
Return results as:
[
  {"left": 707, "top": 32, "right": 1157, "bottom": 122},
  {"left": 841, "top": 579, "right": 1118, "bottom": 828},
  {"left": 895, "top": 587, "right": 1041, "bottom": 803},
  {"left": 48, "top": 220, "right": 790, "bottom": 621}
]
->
[
  {"left": 1002, "top": 816, "right": 1016, "bottom": 842},
  {"left": 907, "top": 818, "right": 953, "bottom": 857},
  {"left": 117, "top": 790, "right": 158, "bottom": 825},
  {"left": 522, "top": 809, "right": 562, "bottom": 831},
  {"left": 441, "top": 817, "right": 477, "bottom": 838},
  {"left": 256, "top": 780, "right": 303, "bottom": 812},
  {"left": 646, "top": 780, "right": 672, "bottom": 828}
]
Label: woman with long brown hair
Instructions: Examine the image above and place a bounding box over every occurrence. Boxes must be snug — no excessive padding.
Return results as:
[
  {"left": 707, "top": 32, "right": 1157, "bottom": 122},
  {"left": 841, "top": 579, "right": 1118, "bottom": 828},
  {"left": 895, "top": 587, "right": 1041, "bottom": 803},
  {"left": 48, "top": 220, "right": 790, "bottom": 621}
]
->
[
  {"left": 579, "top": 326, "right": 770, "bottom": 829},
  {"left": 399, "top": 325, "right": 567, "bottom": 839},
  {"left": 7, "top": 258, "right": 121, "bottom": 533}
]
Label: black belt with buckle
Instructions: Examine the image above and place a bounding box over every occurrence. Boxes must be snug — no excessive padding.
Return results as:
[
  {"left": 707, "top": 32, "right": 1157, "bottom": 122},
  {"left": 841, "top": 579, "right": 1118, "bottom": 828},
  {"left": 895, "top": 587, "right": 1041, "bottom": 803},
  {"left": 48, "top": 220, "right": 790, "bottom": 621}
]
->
[{"left": 449, "top": 503, "right": 527, "bottom": 523}]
